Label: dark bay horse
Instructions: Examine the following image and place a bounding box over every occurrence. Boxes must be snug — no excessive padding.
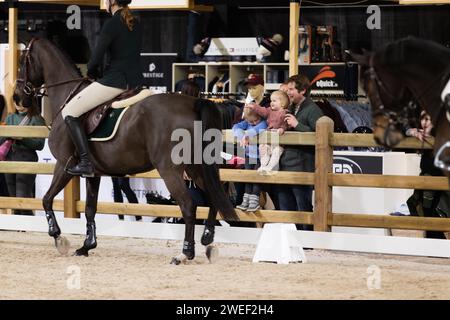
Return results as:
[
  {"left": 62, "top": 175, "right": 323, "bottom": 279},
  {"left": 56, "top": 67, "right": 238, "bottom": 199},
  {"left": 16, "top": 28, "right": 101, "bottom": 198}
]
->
[
  {"left": 14, "top": 38, "right": 238, "bottom": 264},
  {"left": 350, "top": 37, "right": 450, "bottom": 179}
]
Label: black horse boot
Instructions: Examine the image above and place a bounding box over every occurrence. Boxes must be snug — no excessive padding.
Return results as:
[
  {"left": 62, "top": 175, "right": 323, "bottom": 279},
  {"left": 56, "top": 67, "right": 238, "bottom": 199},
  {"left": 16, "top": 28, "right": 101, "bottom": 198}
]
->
[{"left": 64, "top": 116, "right": 95, "bottom": 177}]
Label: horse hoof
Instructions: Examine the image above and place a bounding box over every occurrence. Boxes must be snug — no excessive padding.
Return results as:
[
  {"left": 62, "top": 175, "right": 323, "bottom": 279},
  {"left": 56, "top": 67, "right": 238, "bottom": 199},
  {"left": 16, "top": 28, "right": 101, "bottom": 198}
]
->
[
  {"left": 73, "top": 247, "right": 89, "bottom": 257},
  {"left": 55, "top": 236, "right": 70, "bottom": 256},
  {"left": 170, "top": 254, "right": 187, "bottom": 265},
  {"left": 206, "top": 245, "right": 219, "bottom": 264}
]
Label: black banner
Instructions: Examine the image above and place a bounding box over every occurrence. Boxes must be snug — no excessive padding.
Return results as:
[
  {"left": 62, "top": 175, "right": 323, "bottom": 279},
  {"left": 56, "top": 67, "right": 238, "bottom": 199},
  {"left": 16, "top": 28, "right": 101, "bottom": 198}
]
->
[
  {"left": 333, "top": 155, "right": 383, "bottom": 175},
  {"left": 140, "top": 53, "right": 178, "bottom": 92},
  {"left": 300, "top": 63, "right": 359, "bottom": 97}
]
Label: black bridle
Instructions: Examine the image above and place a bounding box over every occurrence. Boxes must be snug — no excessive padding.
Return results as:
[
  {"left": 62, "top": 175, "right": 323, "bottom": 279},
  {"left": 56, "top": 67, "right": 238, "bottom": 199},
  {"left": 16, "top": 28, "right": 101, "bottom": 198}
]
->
[
  {"left": 17, "top": 38, "right": 90, "bottom": 96},
  {"left": 15, "top": 38, "right": 92, "bottom": 120}
]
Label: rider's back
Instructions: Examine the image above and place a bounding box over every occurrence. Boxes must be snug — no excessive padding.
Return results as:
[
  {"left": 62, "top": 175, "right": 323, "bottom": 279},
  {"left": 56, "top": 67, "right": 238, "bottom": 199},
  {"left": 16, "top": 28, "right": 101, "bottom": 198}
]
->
[{"left": 88, "top": 9, "right": 143, "bottom": 90}]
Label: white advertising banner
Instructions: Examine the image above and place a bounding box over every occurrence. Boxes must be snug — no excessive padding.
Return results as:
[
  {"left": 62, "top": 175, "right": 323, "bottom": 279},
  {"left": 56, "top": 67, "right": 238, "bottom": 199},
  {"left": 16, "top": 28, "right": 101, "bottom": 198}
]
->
[
  {"left": 35, "top": 140, "right": 170, "bottom": 222},
  {"left": 204, "top": 38, "right": 259, "bottom": 57},
  {"left": 101, "top": 0, "right": 190, "bottom": 9}
]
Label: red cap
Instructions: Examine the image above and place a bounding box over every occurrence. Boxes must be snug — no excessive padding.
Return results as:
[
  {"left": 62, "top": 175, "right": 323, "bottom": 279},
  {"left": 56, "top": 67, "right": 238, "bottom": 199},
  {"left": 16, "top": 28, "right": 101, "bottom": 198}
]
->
[{"left": 244, "top": 74, "right": 264, "bottom": 86}]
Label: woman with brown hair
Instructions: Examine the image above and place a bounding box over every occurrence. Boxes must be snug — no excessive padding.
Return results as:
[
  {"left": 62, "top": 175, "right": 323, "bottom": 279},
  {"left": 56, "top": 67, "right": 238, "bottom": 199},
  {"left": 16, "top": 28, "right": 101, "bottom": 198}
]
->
[
  {"left": 62, "top": 0, "right": 143, "bottom": 177},
  {"left": 0, "top": 100, "right": 45, "bottom": 215}
]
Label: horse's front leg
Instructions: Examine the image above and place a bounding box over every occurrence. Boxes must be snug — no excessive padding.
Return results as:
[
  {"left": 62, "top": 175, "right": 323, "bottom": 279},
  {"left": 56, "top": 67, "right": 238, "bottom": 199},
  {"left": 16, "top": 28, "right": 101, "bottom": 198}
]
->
[
  {"left": 74, "top": 176, "right": 101, "bottom": 257},
  {"left": 43, "top": 161, "right": 73, "bottom": 255}
]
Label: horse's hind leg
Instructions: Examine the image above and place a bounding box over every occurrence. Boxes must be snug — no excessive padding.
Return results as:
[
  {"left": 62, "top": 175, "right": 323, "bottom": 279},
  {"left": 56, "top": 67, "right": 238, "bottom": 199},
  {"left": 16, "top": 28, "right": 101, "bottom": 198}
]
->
[
  {"left": 74, "top": 176, "right": 101, "bottom": 257},
  {"left": 201, "top": 206, "right": 217, "bottom": 246},
  {"left": 203, "top": 206, "right": 220, "bottom": 263},
  {"left": 158, "top": 169, "right": 196, "bottom": 264},
  {"left": 43, "top": 161, "right": 73, "bottom": 255},
  {"left": 186, "top": 167, "right": 219, "bottom": 262}
]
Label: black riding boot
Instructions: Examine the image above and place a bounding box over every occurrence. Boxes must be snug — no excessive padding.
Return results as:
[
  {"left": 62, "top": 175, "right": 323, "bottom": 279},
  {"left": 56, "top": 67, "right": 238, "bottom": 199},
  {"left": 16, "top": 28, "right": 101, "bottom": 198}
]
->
[{"left": 64, "top": 116, "right": 95, "bottom": 177}]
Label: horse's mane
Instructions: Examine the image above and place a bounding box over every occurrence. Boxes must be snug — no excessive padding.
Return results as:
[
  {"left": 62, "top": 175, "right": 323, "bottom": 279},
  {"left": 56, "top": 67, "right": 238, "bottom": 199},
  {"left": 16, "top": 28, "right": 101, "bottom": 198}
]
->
[
  {"left": 33, "top": 38, "right": 83, "bottom": 78},
  {"left": 378, "top": 36, "right": 450, "bottom": 71}
]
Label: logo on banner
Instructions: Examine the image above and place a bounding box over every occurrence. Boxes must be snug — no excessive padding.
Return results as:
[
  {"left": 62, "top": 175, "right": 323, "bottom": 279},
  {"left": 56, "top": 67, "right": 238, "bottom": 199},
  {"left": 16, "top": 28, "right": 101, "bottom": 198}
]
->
[
  {"left": 333, "top": 156, "right": 363, "bottom": 174},
  {"left": 205, "top": 38, "right": 259, "bottom": 56},
  {"left": 311, "top": 66, "right": 339, "bottom": 88},
  {"left": 143, "top": 63, "right": 163, "bottom": 79},
  {"left": 316, "top": 80, "right": 338, "bottom": 88}
]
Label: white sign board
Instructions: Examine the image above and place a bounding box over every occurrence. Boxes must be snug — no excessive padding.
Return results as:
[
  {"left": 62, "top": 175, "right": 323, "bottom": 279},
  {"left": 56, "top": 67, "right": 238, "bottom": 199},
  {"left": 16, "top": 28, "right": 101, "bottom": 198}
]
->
[
  {"left": 101, "top": 0, "right": 190, "bottom": 9},
  {"left": 204, "top": 38, "right": 259, "bottom": 57},
  {"left": 0, "top": 43, "right": 26, "bottom": 96},
  {"left": 35, "top": 140, "right": 170, "bottom": 222}
]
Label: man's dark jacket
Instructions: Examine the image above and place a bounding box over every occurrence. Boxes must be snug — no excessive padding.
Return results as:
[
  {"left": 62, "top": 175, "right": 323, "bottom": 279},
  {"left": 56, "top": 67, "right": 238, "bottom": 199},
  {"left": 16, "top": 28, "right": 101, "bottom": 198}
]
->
[{"left": 280, "top": 96, "right": 324, "bottom": 172}]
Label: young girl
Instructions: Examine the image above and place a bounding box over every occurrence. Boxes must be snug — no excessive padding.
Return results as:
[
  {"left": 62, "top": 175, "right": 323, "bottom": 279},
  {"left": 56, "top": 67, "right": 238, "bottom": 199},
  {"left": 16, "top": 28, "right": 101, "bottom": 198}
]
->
[
  {"left": 247, "top": 90, "right": 289, "bottom": 175},
  {"left": 232, "top": 107, "right": 267, "bottom": 212}
]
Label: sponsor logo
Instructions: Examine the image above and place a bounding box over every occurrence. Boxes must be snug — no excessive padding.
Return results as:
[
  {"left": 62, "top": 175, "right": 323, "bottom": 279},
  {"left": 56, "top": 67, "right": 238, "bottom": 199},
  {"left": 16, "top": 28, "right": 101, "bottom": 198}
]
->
[
  {"left": 310, "top": 66, "right": 339, "bottom": 88},
  {"left": 143, "top": 63, "right": 164, "bottom": 79},
  {"left": 316, "top": 80, "right": 338, "bottom": 88},
  {"left": 333, "top": 156, "right": 363, "bottom": 174}
]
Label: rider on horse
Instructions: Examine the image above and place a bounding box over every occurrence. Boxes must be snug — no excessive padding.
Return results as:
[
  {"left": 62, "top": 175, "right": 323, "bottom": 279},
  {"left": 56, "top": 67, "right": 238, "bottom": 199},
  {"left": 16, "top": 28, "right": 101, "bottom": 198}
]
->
[{"left": 62, "top": 0, "right": 143, "bottom": 177}]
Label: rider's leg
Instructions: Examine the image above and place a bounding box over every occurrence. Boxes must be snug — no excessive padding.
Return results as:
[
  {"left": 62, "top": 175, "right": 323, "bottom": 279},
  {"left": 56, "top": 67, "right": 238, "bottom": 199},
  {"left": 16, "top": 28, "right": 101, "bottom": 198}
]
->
[{"left": 62, "top": 82, "right": 125, "bottom": 177}]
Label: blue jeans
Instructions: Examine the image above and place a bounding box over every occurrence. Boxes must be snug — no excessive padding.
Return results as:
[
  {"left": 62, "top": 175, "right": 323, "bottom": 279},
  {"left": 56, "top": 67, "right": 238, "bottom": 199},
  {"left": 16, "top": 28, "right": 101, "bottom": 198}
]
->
[{"left": 277, "top": 185, "right": 313, "bottom": 230}]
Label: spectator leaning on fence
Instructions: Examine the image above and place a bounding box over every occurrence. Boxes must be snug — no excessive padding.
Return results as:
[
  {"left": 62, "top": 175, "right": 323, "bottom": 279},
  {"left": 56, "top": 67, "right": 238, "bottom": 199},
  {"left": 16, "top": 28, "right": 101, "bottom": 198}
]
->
[
  {"left": 0, "top": 101, "right": 45, "bottom": 215},
  {"left": 278, "top": 74, "right": 324, "bottom": 230},
  {"left": 232, "top": 106, "right": 268, "bottom": 212}
]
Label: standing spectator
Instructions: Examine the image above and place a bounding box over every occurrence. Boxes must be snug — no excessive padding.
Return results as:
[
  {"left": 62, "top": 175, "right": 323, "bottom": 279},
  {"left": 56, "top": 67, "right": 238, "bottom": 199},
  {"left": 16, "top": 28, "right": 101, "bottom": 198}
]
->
[
  {"left": 405, "top": 111, "right": 447, "bottom": 239},
  {"left": 240, "top": 74, "right": 279, "bottom": 209},
  {"left": 233, "top": 106, "right": 267, "bottom": 212},
  {"left": 0, "top": 101, "right": 45, "bottom": 215},
  {"left": 278, "top": 74, "right": 324, "bottom": 230},
  {"left": 112, "top": 177, "right": 142, "bottom": 221}
]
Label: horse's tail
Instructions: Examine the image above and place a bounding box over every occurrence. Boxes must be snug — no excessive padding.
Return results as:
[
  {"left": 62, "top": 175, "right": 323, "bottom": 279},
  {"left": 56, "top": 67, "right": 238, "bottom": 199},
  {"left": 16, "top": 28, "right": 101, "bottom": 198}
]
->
[{"left": 194, "top": 98, "right": 239, "bottom": 222}]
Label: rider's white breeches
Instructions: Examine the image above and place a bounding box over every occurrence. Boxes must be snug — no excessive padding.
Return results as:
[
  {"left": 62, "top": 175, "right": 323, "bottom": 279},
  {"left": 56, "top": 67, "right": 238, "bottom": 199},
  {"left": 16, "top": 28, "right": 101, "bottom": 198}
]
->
[{"left": 62, "top": 82, "right": 125, "bottom": 118}]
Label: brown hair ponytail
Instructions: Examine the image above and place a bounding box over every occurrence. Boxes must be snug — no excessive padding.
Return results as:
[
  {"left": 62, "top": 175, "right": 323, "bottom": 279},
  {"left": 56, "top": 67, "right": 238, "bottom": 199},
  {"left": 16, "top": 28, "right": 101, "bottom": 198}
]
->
[{"left": 121, "top": 5, "right": 135, "bottom": 31}]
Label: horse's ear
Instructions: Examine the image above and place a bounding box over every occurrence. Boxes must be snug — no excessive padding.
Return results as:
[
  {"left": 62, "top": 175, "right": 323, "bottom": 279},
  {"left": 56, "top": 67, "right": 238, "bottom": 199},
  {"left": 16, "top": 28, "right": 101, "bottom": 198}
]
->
[{"left": 347, "top": 50, "right": 369, "bottom": 66}]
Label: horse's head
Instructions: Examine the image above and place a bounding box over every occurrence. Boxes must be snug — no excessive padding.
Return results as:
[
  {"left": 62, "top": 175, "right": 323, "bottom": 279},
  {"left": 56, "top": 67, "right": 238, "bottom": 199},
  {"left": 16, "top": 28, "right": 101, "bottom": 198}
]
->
[
  {"left": 349, "top": 49, "right": 417, "bottom": 148},
  {"left": 14, "top": 39, "right": 45, "bottom": 108}
]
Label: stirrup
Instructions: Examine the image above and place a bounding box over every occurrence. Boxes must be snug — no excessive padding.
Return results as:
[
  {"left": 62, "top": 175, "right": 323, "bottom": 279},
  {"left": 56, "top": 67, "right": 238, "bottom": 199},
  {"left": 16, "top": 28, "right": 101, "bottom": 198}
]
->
[
  {"left": 66, "top": 162, "right": 95, "bottom": 177},
  {"left": 434, "top": 142, "right": 450, "bottom": 172}
]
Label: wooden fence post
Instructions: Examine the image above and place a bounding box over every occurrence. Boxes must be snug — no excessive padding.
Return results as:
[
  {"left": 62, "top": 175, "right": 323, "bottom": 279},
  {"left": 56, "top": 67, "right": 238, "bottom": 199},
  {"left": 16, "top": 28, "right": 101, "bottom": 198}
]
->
[
  {"left": 314, "top": 116, "right": 334, "bottom": 232},
  {"left": 64, "top": 177, "right": 80, "bottom": 218}
]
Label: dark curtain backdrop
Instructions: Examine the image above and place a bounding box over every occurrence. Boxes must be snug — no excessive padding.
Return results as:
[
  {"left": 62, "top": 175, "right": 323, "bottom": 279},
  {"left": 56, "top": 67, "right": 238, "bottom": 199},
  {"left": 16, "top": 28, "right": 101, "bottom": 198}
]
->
[
  {"left": 136, "top": 5, "right": 450, "bottom": 59},
  {"left": 0, "top": 4, "right": 449, "bottom": 63}
]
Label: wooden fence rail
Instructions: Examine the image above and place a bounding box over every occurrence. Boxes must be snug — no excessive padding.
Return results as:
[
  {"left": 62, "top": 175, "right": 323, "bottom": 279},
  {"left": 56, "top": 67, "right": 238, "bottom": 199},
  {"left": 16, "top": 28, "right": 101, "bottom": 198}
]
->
[{"left": 0, "top": 118, "right": 448, "bottom": 232}]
